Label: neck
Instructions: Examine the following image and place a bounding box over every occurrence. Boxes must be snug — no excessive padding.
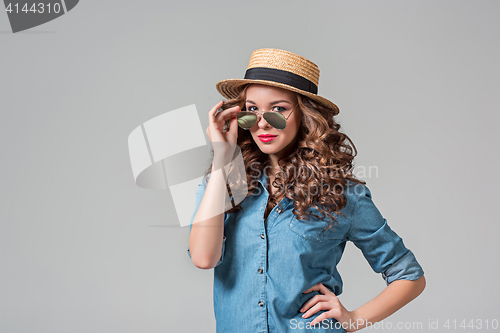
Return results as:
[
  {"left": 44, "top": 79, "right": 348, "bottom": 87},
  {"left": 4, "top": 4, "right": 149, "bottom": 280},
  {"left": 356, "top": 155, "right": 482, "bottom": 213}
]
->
[
  {"left": 267, "top": 131, "right": 299, "bottom": 174},
  {"left": 267, "top": 155, "right": 280, "bottom": 173}
]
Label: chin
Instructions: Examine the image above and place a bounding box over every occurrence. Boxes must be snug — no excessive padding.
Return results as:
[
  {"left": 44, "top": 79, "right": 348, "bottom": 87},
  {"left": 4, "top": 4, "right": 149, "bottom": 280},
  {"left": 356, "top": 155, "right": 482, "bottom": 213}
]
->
[
  {"left": 255, "top": 142, "right": 284, "bottom": 155},
  {"left": 259, "top": 147, "right": 279, "bottom": 155}
]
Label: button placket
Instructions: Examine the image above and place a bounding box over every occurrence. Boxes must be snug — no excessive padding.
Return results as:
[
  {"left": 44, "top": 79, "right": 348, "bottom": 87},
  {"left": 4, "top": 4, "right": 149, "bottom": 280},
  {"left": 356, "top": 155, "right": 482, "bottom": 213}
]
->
[{"left": 257, "top": 197, "right": 269, "bottom": 332}]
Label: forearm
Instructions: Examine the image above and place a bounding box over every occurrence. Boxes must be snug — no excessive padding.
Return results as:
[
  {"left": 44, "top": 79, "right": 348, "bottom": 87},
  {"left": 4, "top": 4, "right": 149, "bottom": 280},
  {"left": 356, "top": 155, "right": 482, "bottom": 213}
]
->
[
  {"left": 350, "top": 275, "right": 426, "bottom": 331},
  {"left": 188, "top": 160, "right": 228, "bottom": 269}
]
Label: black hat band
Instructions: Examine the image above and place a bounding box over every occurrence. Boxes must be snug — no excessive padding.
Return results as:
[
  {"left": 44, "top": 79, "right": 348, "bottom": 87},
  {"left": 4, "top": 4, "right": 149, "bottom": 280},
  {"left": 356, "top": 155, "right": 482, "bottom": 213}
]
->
[{"left": 243, "top": 67, "right": 318, "bottom": 95}]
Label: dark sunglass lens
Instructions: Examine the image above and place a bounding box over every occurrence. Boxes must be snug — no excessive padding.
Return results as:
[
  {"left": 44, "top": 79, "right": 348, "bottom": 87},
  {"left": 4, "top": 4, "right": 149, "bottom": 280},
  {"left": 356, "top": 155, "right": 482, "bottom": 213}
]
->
[
  {"left": 264, "top": 112, "right": 287, "bottom": 130},
  {"left": 237, "top": 112, "right": 257, "bottom": 129}
]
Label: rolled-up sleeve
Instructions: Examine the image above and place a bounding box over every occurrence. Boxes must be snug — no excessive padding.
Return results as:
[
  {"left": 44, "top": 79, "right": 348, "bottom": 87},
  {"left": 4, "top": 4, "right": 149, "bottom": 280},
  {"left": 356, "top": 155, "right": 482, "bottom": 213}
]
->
[
  {"left": 187, "top": 177, "right": 227, "bottom": 268},
  {"left": 346, "top": 184, "right": 424, "bottom": 285}
]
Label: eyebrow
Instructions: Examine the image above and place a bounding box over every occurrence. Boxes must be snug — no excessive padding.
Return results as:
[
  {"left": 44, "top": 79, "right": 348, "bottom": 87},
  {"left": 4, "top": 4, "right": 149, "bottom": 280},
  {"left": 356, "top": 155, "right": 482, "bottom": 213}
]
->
[{"left": 245, "top": 99, "right": 292, "bottom": 105}]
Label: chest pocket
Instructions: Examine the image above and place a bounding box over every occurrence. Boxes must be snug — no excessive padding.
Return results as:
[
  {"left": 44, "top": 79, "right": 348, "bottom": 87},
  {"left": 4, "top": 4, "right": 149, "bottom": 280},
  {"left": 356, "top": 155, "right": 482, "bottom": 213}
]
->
[{"left": 288, "top": 212, "right": 349, "bottom": 242}]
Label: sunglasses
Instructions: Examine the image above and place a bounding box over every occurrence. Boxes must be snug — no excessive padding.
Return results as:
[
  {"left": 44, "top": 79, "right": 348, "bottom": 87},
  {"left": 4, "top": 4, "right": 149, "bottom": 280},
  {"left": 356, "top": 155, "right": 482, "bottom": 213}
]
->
[{"left": 236, "top": 105, "right": 296, "bottom": 130}]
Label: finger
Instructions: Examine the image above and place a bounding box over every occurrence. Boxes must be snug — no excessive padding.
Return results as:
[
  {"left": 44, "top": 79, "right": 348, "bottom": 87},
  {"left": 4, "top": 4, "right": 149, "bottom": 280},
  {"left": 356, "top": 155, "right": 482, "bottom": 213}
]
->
[
  {"left": 318, "top": 283, "right": 331, "bottom": 295},
  {"left": 227, "top": 114, "right": 239, "bottom": 138},
  {"left": 208, "top": 102, "right": 238, "bottom": 144},
  {"left": 300, "top": 295, "right": 329, "bottom": 314},
  {"left": 215, "top": 105, "right": 240, "bottom": 125},
  {"left": 310, "top": 312, "right": 330, "bottom": 327},
  {"left": 211, "top": 107, "right": 240, "bottom": 135},
  {"left": 302, "top": 283, "right": 320, "bottom": 294},
  {"left": 208, "top": 100, "right": 223, "bottom": 118},
  {"left": 208, "top": 100, "right": 224, "bottom": 127},
  {"left": 303, "top": 301, "right": 328, "bottom": 320}
]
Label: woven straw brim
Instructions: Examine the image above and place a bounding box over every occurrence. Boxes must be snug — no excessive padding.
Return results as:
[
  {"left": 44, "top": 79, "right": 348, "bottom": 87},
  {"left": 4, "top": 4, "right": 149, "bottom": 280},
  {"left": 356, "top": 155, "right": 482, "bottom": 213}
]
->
[{"left": 216, "top": 79, "right": 340, "bottom": 116}]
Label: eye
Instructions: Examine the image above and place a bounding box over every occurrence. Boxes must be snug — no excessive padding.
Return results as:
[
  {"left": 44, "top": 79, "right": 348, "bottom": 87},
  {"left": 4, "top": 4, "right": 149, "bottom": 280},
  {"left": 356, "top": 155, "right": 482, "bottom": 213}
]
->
[
  {"left": 246, "top": 105, "right": 258, "bottom": 112},
  {"left": 271, "top": 106, "right": 287, "bottom": 113}
]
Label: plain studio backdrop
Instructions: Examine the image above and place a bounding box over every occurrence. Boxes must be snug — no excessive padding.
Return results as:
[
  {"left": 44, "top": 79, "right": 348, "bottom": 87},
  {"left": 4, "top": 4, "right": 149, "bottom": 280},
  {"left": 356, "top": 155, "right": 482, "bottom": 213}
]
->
[{"left": 1, "top": 1, "right": 498, "bottom": 332}]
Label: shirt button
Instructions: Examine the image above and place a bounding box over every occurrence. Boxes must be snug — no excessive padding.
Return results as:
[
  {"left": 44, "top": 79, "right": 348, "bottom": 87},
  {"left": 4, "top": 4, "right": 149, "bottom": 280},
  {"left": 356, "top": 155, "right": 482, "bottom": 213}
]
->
[
  {"left": 258, "top": 301, "right": 264, "bottom": 307},
  {"left": 260, "top": 233, "right": 265, "bottom": 239},
  {"left": 258, "top": 268, "right": 263, "bottom": 274},
  {"left": 276, "top": 207, "right": 282, "bottom": 214}
]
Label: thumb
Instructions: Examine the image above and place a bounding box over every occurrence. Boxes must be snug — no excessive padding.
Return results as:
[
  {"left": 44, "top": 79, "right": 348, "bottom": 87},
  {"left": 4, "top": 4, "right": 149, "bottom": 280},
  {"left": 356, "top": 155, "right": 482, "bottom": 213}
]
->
[{"left": 227, "top": 115, "right": 239, "bottom": 140}]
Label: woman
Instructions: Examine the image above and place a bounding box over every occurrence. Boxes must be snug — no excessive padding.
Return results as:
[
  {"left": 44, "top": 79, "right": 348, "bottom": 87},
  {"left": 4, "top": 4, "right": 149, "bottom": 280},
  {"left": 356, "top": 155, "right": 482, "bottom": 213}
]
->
[{"left": 187, "top": 48, "right": 425, "bottom": 332}]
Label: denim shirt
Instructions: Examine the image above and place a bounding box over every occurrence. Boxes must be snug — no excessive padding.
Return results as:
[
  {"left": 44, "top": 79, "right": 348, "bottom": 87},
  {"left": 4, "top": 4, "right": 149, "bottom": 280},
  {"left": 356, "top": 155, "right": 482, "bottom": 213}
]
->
[{"left": 187, "top": 171, "right": 424, "bottom": 333}]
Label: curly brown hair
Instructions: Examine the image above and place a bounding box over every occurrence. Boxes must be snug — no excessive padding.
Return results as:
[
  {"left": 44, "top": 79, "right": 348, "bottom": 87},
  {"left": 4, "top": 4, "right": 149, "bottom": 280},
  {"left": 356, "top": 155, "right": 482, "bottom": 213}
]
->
[{"left": 203, "top": 84, "right": 366, "bottom": 233}]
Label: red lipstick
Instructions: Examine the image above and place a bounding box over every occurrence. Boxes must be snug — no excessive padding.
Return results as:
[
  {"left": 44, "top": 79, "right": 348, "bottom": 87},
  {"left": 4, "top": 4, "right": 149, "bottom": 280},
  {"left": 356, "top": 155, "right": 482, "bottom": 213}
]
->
[{"left": 258, "top": 134, "right": 277, "bottom": 142}]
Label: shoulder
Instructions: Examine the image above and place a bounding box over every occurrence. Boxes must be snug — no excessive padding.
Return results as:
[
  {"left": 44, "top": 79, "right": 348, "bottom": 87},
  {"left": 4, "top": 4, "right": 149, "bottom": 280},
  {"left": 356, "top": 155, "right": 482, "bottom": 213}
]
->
[
  {"left": 344, "top": 180, "right": 388, "bottom": 238},
  {"left": 343, "top": 179, "right": 371, "bottom": 204},
  {"left": 341, "top": 180, "right": 380, "bottom": 228}
]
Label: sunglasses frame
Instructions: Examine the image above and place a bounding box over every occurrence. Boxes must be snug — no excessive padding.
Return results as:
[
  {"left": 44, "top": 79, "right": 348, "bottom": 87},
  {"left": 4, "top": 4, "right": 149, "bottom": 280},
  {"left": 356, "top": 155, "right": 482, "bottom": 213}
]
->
[{"left": 237, "top": 104, "right": 297, "bottom": 130}]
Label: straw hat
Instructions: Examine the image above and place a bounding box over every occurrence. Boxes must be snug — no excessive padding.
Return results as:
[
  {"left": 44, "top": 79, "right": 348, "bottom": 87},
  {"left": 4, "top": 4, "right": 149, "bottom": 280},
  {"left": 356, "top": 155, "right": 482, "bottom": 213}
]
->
[{"left": 216, "top": 48, "right": 339, "bottom": 115}]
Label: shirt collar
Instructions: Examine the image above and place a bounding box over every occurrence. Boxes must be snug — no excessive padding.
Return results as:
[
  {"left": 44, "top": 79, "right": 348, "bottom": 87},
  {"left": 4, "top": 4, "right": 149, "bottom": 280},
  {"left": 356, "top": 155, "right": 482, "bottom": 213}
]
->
[
  {"left": 255, "top": 169, "right": 294, "bottom": 210},
  {"left": 257, "top": 170, "right": 269, "bottom": 195},
  {"left": 255, "top": 169, "right": 293, "bottom": 195}
]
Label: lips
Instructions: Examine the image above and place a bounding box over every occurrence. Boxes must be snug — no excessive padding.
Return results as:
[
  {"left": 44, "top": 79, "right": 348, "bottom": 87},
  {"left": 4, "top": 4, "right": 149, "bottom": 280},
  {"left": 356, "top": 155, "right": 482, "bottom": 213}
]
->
[{"left": 258, "top": 134, "right": 277, "bottom": 143}]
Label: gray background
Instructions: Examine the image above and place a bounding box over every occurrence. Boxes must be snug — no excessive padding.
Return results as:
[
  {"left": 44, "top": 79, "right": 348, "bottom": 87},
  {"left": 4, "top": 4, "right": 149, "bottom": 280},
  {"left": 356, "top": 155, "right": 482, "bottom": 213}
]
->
[{"left": 1, "top": 0, "right": 499, "bottom": 332}]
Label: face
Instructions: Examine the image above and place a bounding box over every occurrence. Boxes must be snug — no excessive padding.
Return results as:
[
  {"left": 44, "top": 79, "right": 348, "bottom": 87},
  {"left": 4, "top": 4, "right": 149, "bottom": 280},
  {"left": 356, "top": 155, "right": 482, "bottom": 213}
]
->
[{"left": 245, "top": 84, "right": 302, "bottom": 161}]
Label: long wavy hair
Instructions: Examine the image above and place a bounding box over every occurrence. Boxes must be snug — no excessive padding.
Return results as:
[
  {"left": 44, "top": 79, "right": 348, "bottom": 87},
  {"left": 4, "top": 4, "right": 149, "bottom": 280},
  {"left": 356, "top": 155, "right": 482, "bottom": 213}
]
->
[{"left": 203, "top": 84, "right": 366, "bottom": 233}]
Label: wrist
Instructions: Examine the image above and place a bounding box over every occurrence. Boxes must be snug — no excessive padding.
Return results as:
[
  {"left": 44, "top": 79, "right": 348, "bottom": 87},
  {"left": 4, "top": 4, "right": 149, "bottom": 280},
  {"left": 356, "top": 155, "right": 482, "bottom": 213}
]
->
[{"left": 345, "top": 310, "right": 363, "bottom": 332}]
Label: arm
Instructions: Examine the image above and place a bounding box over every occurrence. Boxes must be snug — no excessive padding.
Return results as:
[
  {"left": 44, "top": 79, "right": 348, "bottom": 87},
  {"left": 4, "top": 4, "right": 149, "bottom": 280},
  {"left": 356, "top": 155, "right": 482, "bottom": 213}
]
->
[
  {"left": 349, "top": 275, "right": 426, "bottom": 331},
  {"left": 188, "top": 161, "right": 228, "bottom": 269},
  {"left": 188, "top": 101, "right": 240, "bottom": 269},
  {"left": 346, "top": 184, "right": 426, "bottom": 330},
  {"left": 301, "top": 185, "right": 426, "bottom": 329}
]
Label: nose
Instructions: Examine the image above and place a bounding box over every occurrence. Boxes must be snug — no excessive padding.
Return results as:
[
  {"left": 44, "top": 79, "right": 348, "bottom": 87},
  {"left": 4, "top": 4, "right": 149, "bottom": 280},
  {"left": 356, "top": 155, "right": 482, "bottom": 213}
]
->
[{"left": 257, "top": 113, "right": 271, "bottom": 129}]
